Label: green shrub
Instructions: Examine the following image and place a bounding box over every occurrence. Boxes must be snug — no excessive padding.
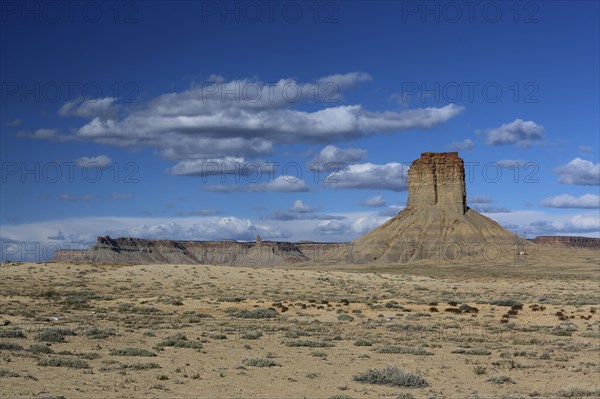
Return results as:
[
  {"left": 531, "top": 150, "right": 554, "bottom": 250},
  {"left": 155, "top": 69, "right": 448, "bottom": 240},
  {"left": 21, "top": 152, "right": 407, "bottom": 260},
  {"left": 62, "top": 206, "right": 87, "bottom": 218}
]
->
[
  {"left": 35, "top": 328, "right": 76, "bottom": 343},
  {"left": 451, "top": 348, "right": 492, "bottom": 356},
  {"left": 158, "top": 333, "right": 203, "bottom": 350},
  {"left": 38, "top": 357, "right": 90, "bottom": 369},
  {"left": 109, "top": 348, "right": 157, "bottom": 357},
  {"left": 0, "top": 328, "right": 25, "bottom": 338},
  {"left": 85, "top": 327, "right": 116, "bottom": 339},
  {"left": 226, "top": 308, "right": 277, "bottom": 319},
  {"left": 29, "top": 344, "right": 54, "bottom": 354},
  {"left": 353, "top": 340, "right": 373, "bottom": 346},
  {"left": 374, "top": 346, "right": 433, "bottom": 356},
  {"left": 0, "top": 342, "right": 23, "bottom": 351},
  {"left": 486, "top": 375, "right": 515, "bottom": 384},
  {"left": 241, "top": 330, "right": 262, "bottom": 340},
  {"left": 353, "top": 366, "right": 428, "bottom": 387},
  {"left": 286, "top": 340, "right": 334, "bottom": 348},
  {"left": 0, "top": 368, "right": 20, "bottom": 377},
  {"left": 242, "top": 358, "right": 280, "bottom": 367}
]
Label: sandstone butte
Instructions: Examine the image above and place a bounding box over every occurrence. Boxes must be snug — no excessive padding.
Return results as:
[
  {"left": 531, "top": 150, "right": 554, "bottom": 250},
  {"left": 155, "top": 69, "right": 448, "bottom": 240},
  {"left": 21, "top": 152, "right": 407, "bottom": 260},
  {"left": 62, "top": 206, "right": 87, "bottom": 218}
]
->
[
  {"left": 50, "top": 152, "right": 598, "bottom": 265},
  {"left": 352, "top": 152, "right": 520, "bottom": 263}
]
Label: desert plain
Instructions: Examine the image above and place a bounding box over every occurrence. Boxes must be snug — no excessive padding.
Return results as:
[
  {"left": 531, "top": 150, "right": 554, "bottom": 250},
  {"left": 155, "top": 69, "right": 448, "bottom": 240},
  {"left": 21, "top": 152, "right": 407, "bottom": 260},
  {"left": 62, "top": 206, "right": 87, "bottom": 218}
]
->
[{"left": 0, "top": 246, "right": 598, "bottom": 399}]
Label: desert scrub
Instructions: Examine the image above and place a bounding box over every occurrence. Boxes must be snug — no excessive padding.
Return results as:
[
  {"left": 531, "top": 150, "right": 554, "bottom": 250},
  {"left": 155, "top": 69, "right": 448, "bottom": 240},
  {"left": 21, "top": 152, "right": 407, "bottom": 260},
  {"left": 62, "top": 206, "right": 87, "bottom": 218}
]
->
[
  {"left": 337, "top": 314, "right": 354, "bottom": 322},
  {"left": 486, "top": 375, "right": 515, "bottom": 384},
  {"left": 38, "top": 357, "right": 90, "bottom": 369},
  {"left": 286, "top": 340, "right": 334, "bottom": 348},
  {"left": 311, "top": 351, "right": 327, "bottom": 357},
  {"left": 285, "top": 328, "right": 310, "bottom": 338},
  {"left": 451, "top": 348, "right": 492, "bottom": 356},
  {"left": 241, "top": 330, "right": 262, "bottom": 340},
  {"left": 353, "top": 366, "right": 428, "bottom": 388},
  {"left": 555, "top": 387, "right": 600, "bottom": 397},
  {"left": 226, "top": 308, "right": 277, "bottom": 319},
  {"left": 0, "top": 342, "right": 24, "bottom": 351},
  {"left": 489, "top": 299, "right": 523, "bottom": 307},
  {"left": 0, "top": 368, "right": 20, "bottom": 377},
  {"left": 121, "top": 362, "right": 161, "bottom": 370},
  {"left": 35, "top": 327, "right": 76, "bottom": 343},
  {"left": 85, "top": 327, "right": 116, "bottom": 339},
  {"left": 0, "top": 327, "right": 25, "bottom": 338},
  {"left": 117, "top": 303, "right": 161, "bottom": 314},
  {"left": 184, "top": 312, "right": 213, "bottom": 323},
  {"left": 29, "top": 344, "right": 54, "bottom": 354},
  {"left": 158, "top": 333, "right": 203, "bottom": 350},
  {"left": 374, "top": 346, "right": 433, "bottom": 356},
  {"left": 109, "top": 348, "right": 157, "bottom": 357},
  {"left": 242, "top": 358, "right": 280, "bottom": 367},
  {"left": 353, "top": 340, "right": 373, "bottom": 346}
]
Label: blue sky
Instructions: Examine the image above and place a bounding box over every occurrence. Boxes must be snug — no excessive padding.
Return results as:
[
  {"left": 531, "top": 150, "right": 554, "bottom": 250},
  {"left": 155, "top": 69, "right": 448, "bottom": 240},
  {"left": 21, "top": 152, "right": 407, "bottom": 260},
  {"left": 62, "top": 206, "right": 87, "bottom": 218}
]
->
[{"left": 1, "top": 1, "right": 599, "bottom": 261}]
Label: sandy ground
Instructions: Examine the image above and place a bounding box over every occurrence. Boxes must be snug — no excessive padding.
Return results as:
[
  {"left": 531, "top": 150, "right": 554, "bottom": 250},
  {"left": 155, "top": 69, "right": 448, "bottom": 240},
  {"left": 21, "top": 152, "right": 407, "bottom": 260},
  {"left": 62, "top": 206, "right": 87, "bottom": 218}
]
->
[{"left": 0, "top": 247, "right": 599, "bottom": 399}]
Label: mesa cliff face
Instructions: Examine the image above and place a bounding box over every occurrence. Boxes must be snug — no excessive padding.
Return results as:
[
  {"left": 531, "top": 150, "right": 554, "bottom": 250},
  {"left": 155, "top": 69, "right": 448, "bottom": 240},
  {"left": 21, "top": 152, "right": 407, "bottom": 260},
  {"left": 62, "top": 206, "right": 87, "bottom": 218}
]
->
[
  {"left": 352, "top": 152, "right": 519, "bottom": 263},
  {"left": 407, "top": 152, "right": 466, "bottom": 215}
]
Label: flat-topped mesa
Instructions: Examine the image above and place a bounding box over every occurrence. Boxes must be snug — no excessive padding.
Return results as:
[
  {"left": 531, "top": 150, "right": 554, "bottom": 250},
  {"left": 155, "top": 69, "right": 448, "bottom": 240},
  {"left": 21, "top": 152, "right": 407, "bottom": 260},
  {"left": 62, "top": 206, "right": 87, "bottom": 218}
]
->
[{"left": 406, "top": 152, "right": 466, "bottom": 215}]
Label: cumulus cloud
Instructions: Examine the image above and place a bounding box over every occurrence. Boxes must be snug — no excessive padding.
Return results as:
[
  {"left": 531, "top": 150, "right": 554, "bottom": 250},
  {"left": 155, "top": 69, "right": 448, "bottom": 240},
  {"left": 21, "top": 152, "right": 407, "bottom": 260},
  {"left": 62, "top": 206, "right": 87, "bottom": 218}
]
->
[
  {"left": 75, "top": 155, "right": 113, "bottom": 169},
  {"left": 486, "top": 119, "right": 544, "bottom": 147},
  {"left": 59, "top": 97, "right": 117, "bottom": 119},
  {"left": 360, "top": 195, "right": 387, "bottom": 207},
  {"left": 554, "top": 158, "right": 600, "bottom": 185},
  {"left": 309, "top": 145, "right": 367, "bottom": 171},
  {"left": 448, "top": 138, "right": 474, "bottom": 151},
  {"left": 314, "top": 220, "right": 351, "bottom": 235},
  {"left": 290, "top": 200, "right": 315, "bottom": 213},
  {"left": 317, "top": 72, "right": 372, "bottom": 89},
  {"left": 24, "top": 74, "right": 463, "bottom": 177},
  {"left": 323, "top": 162, "right": 409, "bottom": 191},
  {"left": 541, "top": 194, "right": 600, "bottom": 209}
]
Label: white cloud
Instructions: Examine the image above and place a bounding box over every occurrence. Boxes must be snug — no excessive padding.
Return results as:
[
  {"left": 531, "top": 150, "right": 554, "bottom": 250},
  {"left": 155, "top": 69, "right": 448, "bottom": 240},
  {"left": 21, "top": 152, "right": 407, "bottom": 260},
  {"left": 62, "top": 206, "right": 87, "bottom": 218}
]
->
[
  {"left": 59, "top": 97, "right": 117, "bottom": 119},
  {"left": 496, "top": 159, "right": 529, "bottom": 168},
  {"left": 317, "top": 72, "right": 372, "bottom": 89},
  {"left": 323, "top": 162, "right": 409, "bottom": 191},
  {"left": 541, "top": 194, "right": 600, "bottom": 209},
  {"left": 555, "top": 158, "right": 600, "bottom": 185},
  {"left": 203, "top": 176, "right": 309, "bottom": 193},
  {"left": 314, "top": 220, "right": 351, "bottom": 235},
  {"left": 290, "top": 200, "right": 315, "bottom": 213},
  {"left": 448, "top": 138, "right": 474, "bottom": 151},
  {"left": 486, "top": 119, "right": 544, "bottom": 147},
  {"left": 360, "top": 195, "right": 387, "bottom": 207},
  {"left": 25, "top": 74, "right": 463, "bottom": 176},
  {"left": 75, "top": 155, "right": 113, "bottom": 169},
  {"left": 309, "top": 144, "right": 367, "bottom": 171}
]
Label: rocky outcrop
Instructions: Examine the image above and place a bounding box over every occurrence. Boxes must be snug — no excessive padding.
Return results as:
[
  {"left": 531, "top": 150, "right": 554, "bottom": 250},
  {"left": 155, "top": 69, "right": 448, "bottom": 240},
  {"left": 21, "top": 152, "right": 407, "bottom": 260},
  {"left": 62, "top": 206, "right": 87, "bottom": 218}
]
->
[
  {"left": 352, "top": 152, "right": 520, "bottom": 263},
  {"left": 49, "top": 237, "right": 353, "bottom": 265},
  {"left": 407, "top": 152, "right": 466, "bottom": 215},
  {"left": 533, "top": 236, "right": 600, "bottom": 249}
]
